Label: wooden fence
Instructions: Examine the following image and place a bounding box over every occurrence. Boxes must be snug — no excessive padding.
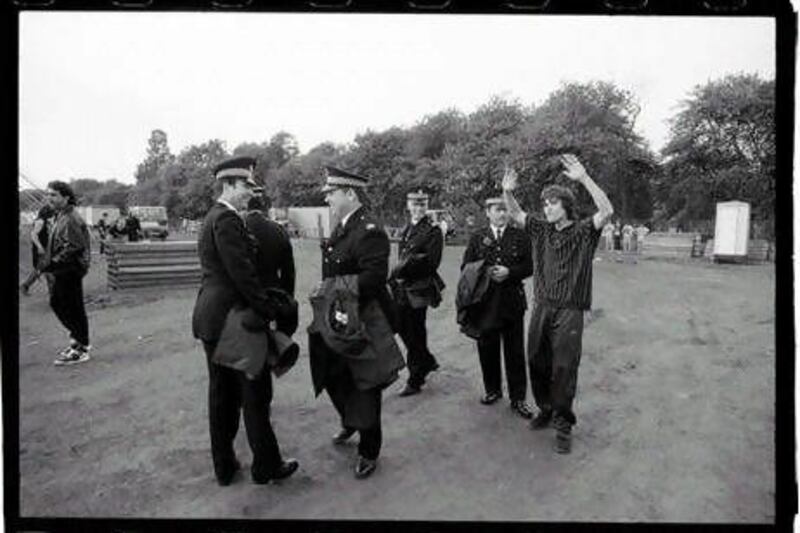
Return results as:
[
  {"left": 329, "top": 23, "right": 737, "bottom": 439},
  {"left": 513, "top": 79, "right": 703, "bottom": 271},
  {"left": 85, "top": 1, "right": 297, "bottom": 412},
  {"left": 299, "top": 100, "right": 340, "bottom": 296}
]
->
[
  {"left": 638, "top": 233, "right": 696, "bottom": 259},
  {"left": 106, "top": 241, "right": 200, "bottom": 290}
]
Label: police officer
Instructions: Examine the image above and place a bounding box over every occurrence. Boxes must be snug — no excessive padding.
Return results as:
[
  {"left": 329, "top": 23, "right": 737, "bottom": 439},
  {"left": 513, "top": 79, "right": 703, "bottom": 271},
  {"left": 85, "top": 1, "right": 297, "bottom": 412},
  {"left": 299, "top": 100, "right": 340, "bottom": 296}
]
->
[
  {"left": 191, "top": 156, "right": 298, "bottom": 486},
  {"left": 391, "top": 189, "right": 444, "bottom": 397},
  {"left": 308, "top": 166, "right": 405, "bottom": 480},
  {"left": 461, "top": 197, "right": 534, "bottom": 419}
]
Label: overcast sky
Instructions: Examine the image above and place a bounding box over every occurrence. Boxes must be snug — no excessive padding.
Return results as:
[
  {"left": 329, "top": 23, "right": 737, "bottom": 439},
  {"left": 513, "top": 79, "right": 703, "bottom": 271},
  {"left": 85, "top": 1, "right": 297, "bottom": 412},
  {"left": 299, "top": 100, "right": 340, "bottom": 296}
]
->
[{"left": 18, "top": 13, "right": 774, "bottom": 189}]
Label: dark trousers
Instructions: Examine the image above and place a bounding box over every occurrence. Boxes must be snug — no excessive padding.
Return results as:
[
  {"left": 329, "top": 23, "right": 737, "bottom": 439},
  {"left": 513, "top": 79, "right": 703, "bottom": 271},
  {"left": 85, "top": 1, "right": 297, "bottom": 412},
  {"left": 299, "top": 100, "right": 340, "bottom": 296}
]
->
[
  {"left": 202, "top": 342, "right": 282, "bottom": 480},
  {"left": 477, "top": 316, "right": 527, "bottom": 401},
  {"left": 527, "top": 303, "right": 584, "bottom": 426},
  {"left": 49, "top": 271, "right": 89, "bottom": 347},
  {"left": 325, "top": 356, "right": 382, "bottom": 460},
  {"left": 397, "top": 305, "right": 438, "bottom": 388}
]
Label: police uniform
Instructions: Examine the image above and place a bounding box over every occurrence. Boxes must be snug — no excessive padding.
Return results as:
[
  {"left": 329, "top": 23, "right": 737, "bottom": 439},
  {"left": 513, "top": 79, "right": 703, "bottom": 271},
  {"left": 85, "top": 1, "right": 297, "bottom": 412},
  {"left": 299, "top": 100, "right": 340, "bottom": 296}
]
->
[
  {"left": 461, "top": 198, "right": 534, "bottom": 418},
  {"left": 191, "top": 156, "right": 296, "bottom": 486},
  {"left": 391, "top": 190, "right": 444, "bottom": 396},
  {"left": 309, "top": 166, "right": 403, "bottom": 480}
]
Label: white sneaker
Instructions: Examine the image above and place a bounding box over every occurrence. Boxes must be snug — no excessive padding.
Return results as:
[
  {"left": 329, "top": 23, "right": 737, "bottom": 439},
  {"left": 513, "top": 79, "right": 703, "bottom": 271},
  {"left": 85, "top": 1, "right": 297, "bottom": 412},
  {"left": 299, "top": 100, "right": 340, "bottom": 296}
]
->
[{"left": 54, "top": 346, "right": 91, "bottom": 366}]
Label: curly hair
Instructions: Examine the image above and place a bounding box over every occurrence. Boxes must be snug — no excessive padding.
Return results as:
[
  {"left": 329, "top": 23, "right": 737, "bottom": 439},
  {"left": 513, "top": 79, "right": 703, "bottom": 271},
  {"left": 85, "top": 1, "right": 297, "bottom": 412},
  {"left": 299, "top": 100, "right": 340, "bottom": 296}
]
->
[
  {"left": 540, "top": 184, "right": 576, "bottom": 221},
  {"left": 47, "top": 180, "right": 77, "bottom": 206}
]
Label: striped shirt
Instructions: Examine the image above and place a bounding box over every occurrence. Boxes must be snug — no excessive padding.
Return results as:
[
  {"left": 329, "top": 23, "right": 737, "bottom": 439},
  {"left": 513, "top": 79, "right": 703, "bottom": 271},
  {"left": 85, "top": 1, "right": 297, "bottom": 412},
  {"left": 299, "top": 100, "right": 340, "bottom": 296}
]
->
[{"left": 526, "top": 214, "right": 601, "bottom": 310}]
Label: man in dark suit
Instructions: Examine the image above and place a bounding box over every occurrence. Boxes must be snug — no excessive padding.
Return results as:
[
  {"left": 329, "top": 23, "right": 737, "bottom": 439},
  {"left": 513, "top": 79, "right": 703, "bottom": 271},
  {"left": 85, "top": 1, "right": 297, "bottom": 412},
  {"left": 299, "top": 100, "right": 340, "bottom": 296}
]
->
[
  {"left": 461, "top": 197, "right": 534, "bottom": 419},
  {"left": 244, "top": 193, "right": 296, "bottom": 297},
  {"left": 191, "top": 156, "right": 298, "bottom": 486},
  {"left": 391, "top": 189, "right": 444, "bottom": 397},
  {"left": 309, "top": 166, "right": 403, "bottom": 480}
]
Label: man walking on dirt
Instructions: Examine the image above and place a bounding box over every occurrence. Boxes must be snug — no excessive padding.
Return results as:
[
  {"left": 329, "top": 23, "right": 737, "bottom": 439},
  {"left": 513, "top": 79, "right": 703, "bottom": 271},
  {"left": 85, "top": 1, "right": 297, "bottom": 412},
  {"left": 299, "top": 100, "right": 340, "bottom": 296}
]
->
[
  {"left": 308, "top": 166, "right": 405, "bottom": 480},
  {"left": 391, "top": 189, "right": 444, "bottom": 397},
  {"left": 502, "top": 154, "right": 614, "bottom": 453},
  {"left": 192, "top": 156, "right": 298, "bottom": 486},
  {"left": 40, "top": 181, "right": 92, "bottom": 365}
]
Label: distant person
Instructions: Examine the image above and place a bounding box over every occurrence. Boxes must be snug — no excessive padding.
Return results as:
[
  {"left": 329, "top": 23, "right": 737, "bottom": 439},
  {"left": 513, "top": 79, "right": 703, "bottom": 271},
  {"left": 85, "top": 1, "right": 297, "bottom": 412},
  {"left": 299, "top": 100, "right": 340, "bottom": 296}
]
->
[
  {"left": 622, "top": 222, "right": 635, "bottom": 252},
  {"left": 39, "top": 181, "right": 92, "bottom": 366},
  {"left": 502, "top": 154, "right": 614, "bottom": 454},
  {"left": 634, "top": 224, "right": 650, "bottom": 253},
  {"left": 109, "top": 215, "right": 128, "bottom": 241},
  {"left": 96, "top": 212, "right": 110, "bottom": 254},
  {"left": 601, "top": 221, "right": 614, "bottom": 252},
  {"left": 192, "top": 156, "right": 298, "bottom": 486},
  {"left": 20, "top": 204, "right": 55, "bottom": 296},
  {"left": 612, "top": 220, "right": 622, "bottom": 251},
  {"left": 460, "top": 197, "right": 534, "bottom": 420},
  {"left": 125, "top": 212, "right": 142, "bottom": 242},
  {"left": 390, "top": 189, "right": 444, "bottom": 397}
]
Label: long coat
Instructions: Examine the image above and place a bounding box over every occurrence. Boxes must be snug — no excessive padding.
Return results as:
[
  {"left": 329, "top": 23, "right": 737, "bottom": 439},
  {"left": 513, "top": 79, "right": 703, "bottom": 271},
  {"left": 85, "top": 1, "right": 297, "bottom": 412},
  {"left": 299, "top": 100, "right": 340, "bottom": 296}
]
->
[
  {"left": 390, "top": 215, "right": 445, "bottom": 308},
  {"left": 308, "top": 206, "right": 405, "bottom": 395},
  {"left": 192, "top": 202, "right": 276, "bottom": 343},
  {"left": 461, "top": 224, "right": 533, "bottom": 331}
]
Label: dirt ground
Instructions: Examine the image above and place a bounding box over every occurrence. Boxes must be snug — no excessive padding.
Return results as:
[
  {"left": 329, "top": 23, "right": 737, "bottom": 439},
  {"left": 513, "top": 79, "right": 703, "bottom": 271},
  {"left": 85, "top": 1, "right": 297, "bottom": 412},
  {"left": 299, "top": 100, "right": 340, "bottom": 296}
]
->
[{"left": 16, "top": 236, "right": 775, "bottom": 522}]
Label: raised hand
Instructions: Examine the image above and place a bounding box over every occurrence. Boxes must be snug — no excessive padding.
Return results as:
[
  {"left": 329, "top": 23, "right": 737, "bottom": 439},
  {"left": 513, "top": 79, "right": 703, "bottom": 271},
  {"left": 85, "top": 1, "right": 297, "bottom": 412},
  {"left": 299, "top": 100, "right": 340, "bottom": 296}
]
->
[
  {"left": 560, "top": 153, "right": 588, "bottom": 182},
  {"left": 501, "top": 165, "right": 519, "bottom": 191}
]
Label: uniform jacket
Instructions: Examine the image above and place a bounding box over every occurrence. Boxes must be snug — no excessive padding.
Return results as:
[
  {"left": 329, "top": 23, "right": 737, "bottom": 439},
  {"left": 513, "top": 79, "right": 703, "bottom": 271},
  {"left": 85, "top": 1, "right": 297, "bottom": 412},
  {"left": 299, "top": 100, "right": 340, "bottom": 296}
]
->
[
  {"left": 309, "top": 207, "right": 405, "bottom": 394},
  {"left": 192, "top": 202, "right": 278, "bottom": 343},
  {"left": 461, "top": 224, "right": 533, "bottom": 330},
  {"left": 41, "top": 205, "right": 91, "bottom": 276},
  {"left": 390, "top": 215, "right": 445, "bottom": 309},
  {"left": 244, "top": 210, "right": 296, "bottom": 297}
]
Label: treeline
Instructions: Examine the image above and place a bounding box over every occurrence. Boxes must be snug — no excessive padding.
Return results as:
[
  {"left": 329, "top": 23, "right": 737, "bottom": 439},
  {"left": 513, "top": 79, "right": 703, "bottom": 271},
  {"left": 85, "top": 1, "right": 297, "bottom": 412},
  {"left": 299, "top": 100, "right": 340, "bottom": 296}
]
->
[{"left": 23, "top": 74, "right": 775, "bottom": 234}]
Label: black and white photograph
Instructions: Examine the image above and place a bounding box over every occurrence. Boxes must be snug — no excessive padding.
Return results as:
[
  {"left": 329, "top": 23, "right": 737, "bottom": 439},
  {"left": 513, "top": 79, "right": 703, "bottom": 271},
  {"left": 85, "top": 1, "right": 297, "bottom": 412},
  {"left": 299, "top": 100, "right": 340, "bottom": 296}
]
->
[{"left": 11, "top": 4, "right": 788, "bottom": 527}]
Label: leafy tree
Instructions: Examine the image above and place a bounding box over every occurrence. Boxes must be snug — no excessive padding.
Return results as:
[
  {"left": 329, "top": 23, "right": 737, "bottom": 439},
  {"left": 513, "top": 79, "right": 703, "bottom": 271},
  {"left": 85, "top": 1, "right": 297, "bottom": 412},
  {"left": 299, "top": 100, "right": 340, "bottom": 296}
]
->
[
  {"left": 135, "top": 129, "right": 175, "bottom": 184},
  {"left": 658, "top": 73, "right": 775, "bottom": 230}
]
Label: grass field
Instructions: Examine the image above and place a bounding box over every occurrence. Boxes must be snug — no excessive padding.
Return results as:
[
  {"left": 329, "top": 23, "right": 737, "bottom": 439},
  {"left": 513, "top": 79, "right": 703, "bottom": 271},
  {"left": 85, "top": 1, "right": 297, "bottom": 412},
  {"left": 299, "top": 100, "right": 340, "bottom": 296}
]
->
[{"left": 17, "top": 234, "right": 776, "bottom": 521}]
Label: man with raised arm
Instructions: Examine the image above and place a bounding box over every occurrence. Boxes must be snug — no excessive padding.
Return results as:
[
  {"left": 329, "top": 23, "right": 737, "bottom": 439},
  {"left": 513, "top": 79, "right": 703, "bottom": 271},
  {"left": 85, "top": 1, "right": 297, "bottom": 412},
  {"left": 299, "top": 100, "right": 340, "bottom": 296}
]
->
[{"left": 502, "top": 154, "right": 614, "bottom": 454}]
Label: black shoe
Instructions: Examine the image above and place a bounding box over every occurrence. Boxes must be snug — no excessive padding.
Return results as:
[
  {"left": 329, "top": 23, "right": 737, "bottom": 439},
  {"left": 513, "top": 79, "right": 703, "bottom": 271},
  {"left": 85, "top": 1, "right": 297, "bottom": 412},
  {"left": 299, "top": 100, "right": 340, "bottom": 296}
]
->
[
  {"left": 480, "top": 391, "right": 502, "bottom": 405},
  {"left": 253, "top": 458, "right": 299, "bottom": 484},
  {"left": 510, "top": 400, "right": 533, "bottom": 419},
  {"left": 332, "top": 427, "right": 356, "bottom": 445},
  {"left": 398, "top": 383, "right": 421, "bottom": 397},
  {"left": 529, "top": 409, "right": 553, "bottom": 430},
  {"left": 354, "top": 456, "right": 377, "bottom": 479},
  {"left": 216, "top": 459, "right": 241, "bottom": 486},
  {"left": 427, "top": 360, "right": 440, "bottom": 372}
]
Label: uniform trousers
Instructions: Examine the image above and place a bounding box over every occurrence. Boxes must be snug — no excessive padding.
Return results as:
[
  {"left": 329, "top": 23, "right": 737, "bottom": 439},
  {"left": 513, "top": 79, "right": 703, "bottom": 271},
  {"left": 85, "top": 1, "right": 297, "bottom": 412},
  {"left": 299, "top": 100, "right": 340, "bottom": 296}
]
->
[
  {"left": 527, "top": 302, "right": 584, "bottom": 426},
  {"left": 397, "top": 305, "right": 438, "bottom": 388},
  {"left": 202, "top": 342, "right": 282, "bottom": 481},
  {"left": 477, "top": 316, "right": 527, "bottom": 401},
  {"left": 49, "top": 271, "right": 89, "bottom": 347},
  {"left": 324, "top": 352, "right": 382, "bottom": 460}
]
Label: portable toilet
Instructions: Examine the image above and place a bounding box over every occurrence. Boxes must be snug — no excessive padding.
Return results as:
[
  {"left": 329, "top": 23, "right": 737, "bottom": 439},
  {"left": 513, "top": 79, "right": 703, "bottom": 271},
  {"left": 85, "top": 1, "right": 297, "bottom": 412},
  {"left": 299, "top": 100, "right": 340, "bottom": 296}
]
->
[{"left": 713, "top": 201, "right": 750, "bottom": 262}]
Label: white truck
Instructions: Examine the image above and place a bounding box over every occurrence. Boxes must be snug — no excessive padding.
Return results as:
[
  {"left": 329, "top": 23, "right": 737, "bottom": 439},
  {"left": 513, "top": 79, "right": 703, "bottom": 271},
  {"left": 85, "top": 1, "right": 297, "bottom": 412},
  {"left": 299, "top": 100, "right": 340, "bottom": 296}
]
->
[{"left": 129, "top": 206, "right": 169, "bottom": 240}]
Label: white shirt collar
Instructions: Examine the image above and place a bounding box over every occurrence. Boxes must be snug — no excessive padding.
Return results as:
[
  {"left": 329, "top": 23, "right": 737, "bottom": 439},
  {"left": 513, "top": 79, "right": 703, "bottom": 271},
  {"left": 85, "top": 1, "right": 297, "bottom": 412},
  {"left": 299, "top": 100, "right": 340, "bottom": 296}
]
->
[
  {"left": 218, "top": 199, "right": 237, "bottom": 212},
  {"left": 341, "top": 206, "right": 359, "bottom": 228},
  {"left": 490, "top": 224, "right": 506, "bottom": 239}
]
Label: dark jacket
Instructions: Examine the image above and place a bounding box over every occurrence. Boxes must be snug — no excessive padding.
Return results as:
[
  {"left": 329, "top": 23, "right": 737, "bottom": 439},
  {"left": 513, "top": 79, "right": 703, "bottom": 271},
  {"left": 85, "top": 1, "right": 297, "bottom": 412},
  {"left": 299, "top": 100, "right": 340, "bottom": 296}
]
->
[
  {"left": 244, "top": 210, "right": 296, "bottom": 297},
  {"left": 308, "top": 275, "right": 405, "bottom": 394},
  {"left": 309, "top": 207, "right": 405, "bottom": 394},
  {"left": 461, "top": 224, "right": 533, "bottom": 331},
  {"left": 192, "top": 202, "right": 279, "bottom": 343},
  {"left": 41, "top": 205, "right": 91, "bottom": 276},
  {"left": 390, "top": 215, "right": 445, "bottom": 309},
  {"left": 455, "top": 259, "right": 492, "bottom": 339}
]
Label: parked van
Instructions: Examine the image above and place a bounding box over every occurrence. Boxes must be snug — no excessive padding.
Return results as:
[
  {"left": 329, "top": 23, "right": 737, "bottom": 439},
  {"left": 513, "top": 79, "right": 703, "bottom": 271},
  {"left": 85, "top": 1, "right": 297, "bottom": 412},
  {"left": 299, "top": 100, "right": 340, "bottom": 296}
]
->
[{"left": 129, "top": 206, "right": 169, "bottom": 240}]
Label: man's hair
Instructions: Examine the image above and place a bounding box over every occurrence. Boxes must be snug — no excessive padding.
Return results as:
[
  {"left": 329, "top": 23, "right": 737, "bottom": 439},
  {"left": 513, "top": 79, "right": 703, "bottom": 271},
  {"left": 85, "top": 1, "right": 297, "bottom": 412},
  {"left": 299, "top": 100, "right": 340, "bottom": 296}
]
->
[
  {"left": 541, "top": 184, "right": 576, "bottom": 221},
  {"left": 38, "top": 204, "right": 55, "bottom": 219},
  {"left": 47, "top": 181, "right": 77, "bottom": 206}
]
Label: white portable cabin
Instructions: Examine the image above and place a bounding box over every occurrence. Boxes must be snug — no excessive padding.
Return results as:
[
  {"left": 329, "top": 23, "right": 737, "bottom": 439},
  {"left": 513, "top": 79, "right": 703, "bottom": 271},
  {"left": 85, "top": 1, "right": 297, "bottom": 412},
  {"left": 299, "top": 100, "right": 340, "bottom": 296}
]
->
[
  {"left": 713, "top": 201, "right": 750, "bottom": 262},
  {"left": 286, "top": 207, "right": 331, "bottom": 238}
]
